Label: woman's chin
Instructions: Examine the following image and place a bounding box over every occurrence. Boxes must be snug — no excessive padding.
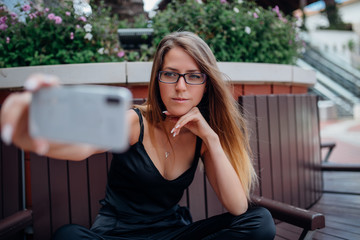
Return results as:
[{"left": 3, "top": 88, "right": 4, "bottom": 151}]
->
[{"left": 166, "top": 109, "right": 189, "bottom": 117}]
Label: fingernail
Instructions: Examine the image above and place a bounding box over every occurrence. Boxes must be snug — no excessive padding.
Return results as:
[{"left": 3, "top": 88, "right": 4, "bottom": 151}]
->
[
  {"left": 171, "top": 128, "right": 175, "bottom": 134},
  {"left": 175, "top": 125, "right": 180, "bottom": 129},
  {"left": 173, "top": 132, "right": 176, "bottom": 137},
  {"left": 24, "top": 78, "right": 39, "bottom": 91},
  {"left": 1, "top": 124, "right": 13, "bottom": 145},
  {"left": 36, "top": 140, "right": 49, "bottom": 156}
]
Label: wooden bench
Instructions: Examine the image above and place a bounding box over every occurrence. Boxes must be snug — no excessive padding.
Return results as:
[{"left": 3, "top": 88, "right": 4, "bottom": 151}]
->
[{"left": 0, "top": 94, "right": 325, "bottom": 240}]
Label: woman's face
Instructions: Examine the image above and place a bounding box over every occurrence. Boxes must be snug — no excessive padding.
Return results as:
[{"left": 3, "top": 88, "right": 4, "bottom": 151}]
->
[{"left": 159, "top": 47, "right": 206, "bottom": 117}]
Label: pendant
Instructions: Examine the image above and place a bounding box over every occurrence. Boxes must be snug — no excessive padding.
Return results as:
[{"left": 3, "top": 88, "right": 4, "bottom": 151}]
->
[{"left": 165, "top": 151, "right": 170, "bottom": 159}]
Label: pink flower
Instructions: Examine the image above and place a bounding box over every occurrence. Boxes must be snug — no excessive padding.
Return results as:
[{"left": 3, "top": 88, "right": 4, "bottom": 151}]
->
[
  {"left": 70, "top": 32, "right": 74, "bottom": 40},
  {"left": 0, "top": 16, "right": 7, "bottom": 24},
  {"left": 253, "top": 12, "right": 259, "bottom": 18},
  {"left": 117, "top": 51, "right": 125, "bottom": 58},
  {"left": 66, "top": 11, "right": 71, "bottom": 16},
  {"left": 22, "top": 5, "right": 31, "bottom": 12},
  {"left": 47, "top": 13, "right": 55, "bottom": 20},
  {"left": 272, "top": 5, "right": 280, "bottom": 14},
  {"left": 10, "top": 12, "right": 17, "bottom": 20},
  {"left": 6, "top": 37, "right": 10, "bottom": 43},
  {"left": 76, "top": 24, "right": 80, "bottom": 29},
  {"left": 220, "top": 0, "right": 227, "bottom": 3},
  {"left": 78, "top": 16, "right": 87, "bottom": 22},
  {"left": 44, "top": 8, "right": 49, "bottom": 12},
  {"left": 29, "top": 13, "right": 38, "bottom": 19},
  {"left": 54, "top": 16, "right": 62, "bottom": 24},
  {"left": 0, "top": 23, "right": 8, "bottom": 31}
]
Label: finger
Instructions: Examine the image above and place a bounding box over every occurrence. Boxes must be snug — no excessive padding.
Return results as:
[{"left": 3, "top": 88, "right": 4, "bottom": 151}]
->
[
  {"left": 0, "top": 92, "right": 32, "bottom": 145},
  {"left": 24, "top": 73, "right": 60, "bottom": 92},
  {"left": 171, "top": 110, "right": 198, "bottom": 137},
  {"left": 33, "top": 138, "right": 50, "bottom": 156}
]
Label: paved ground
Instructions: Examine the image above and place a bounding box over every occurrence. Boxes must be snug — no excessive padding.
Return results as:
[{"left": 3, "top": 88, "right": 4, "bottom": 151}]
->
[{"left": 320, "top": 118, "right": 360, "bottom": 164}]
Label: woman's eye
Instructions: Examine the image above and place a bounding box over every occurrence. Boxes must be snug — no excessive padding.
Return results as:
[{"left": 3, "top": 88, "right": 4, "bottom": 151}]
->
[
  {"left": 164, "top": 72, "right": 176, "bottom": 77},
  {"left": 189, "top": 74, "right": 201, "bottom": 79}
]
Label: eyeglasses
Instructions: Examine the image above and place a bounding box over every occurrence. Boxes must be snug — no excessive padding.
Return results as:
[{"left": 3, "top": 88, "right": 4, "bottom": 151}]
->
[{"left": 158, "top": 71, "right": 206, "bottom": 85}]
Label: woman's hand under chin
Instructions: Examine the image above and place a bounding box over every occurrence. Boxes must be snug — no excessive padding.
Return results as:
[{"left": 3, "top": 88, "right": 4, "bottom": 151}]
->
[{"left": 163, "top": 107, "right": 216, "bottom": 141}]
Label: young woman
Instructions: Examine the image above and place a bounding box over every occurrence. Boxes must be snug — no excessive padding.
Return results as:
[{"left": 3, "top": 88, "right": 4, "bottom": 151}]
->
[{"left": 1, "top": 32, "right": 275, "bottom": 239}]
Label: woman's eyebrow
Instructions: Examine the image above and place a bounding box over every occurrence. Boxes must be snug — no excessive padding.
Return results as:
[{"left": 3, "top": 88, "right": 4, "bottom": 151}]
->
[{"left": 163, "top": 67, "right": 200, "bottom": 72}]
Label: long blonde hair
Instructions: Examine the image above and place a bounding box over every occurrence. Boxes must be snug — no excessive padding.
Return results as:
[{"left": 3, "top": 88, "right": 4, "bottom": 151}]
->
[{"left": 139, "top": 31, "right": 257, "bottom": 199}]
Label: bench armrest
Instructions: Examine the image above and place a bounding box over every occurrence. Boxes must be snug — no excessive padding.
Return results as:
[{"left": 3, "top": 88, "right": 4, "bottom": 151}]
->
[
  {"left": 251, "top": 196, "right": 325, "bottom": 231},
  {"left": 321, "top": 163, "right": 360, "bottom": 171},
  {"left": 0, "top": 209, "right": 33, "bottom": 239},
  {"left": 320, "top": 142, "right": 336, "bottom": 149}
]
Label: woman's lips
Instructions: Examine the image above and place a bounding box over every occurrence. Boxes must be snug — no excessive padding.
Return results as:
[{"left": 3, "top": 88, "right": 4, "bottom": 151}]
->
[{"left": 172, "top": 98, "right": 188, "bottom": 103}]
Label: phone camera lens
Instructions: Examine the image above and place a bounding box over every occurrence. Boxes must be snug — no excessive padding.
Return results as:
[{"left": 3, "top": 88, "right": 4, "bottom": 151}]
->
[{"left": 106, "top": 97, "right": 121, "bottom": 105}]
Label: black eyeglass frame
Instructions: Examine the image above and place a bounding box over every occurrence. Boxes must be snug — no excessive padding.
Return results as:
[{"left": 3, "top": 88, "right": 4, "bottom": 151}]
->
[{"left": 158, "top": 71, "right": 207, "bottom": 85}]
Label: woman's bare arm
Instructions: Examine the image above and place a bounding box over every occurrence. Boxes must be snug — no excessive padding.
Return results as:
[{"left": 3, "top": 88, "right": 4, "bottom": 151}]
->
[
  {"left": 0, "top": 74, "right": 139, "bottom": 161},
  {"left": 168, "top": 107, "right": 248, "bottom": 215}
]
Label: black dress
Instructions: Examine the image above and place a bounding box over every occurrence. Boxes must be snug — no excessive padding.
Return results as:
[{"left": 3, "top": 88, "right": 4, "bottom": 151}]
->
[{"left": 96, "top": 108, "right": 202, "bottom": 234}]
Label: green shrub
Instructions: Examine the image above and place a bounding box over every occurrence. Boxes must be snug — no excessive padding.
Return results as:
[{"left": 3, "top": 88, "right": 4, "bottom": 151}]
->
[
  {"left": 152, "top": 0, "right": 302, "bottom": 64},
  {"left": 0, "top": 1, "right": 124, "bottom": 68},
  {"left": 0, "top": 0, "right": 303, "bottom": 67}
]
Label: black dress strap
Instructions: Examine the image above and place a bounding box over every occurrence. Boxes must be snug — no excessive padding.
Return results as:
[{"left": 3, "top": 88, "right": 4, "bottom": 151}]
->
[
  {"left": 132, "top": 108, "right": 144, "bottom": 143},
  {"left": 195, "top": 136, "right": 202, "bottom": 157}
]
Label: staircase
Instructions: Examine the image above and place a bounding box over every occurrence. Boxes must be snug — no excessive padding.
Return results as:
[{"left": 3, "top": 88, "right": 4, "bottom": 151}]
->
[{"left": 298, "top": 47, "right": 360, "bottom": 117}]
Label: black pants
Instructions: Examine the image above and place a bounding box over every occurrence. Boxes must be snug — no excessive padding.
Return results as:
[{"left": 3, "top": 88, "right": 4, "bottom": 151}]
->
[{"left": 52, "top": 206, "right": 275, "bottom": 240}]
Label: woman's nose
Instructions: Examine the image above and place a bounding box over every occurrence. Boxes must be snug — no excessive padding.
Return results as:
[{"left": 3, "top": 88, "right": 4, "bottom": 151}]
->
[{"left": 175, "top": 76, "right": 187, "bottom": 90}]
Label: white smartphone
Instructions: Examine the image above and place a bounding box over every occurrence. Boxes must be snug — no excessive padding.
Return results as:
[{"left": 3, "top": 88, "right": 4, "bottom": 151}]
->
[{"left": 29, "top": 85, "right": 132, "bottom": 152}]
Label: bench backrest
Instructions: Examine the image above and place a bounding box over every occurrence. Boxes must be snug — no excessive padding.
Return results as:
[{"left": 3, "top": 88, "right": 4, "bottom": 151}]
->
[
  {"left": 28, "top": 94, "right": 323, "bottom": 239},
  {"left": 0, "top": 128, "right": 25, "bottom": 240},
  {"left": 240, "top": 94, "right": 322, "bottom": 209}
]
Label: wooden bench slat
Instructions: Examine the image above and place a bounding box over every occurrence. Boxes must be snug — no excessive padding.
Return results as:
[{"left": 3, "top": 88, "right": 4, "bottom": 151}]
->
[
  {"left": 278, "top": 95, "right": 292, "bottom": 206},
  {"left": 268, "top": 96, "right": 283, "bottom": 203},
  {"left": 295, "top": 96, "right": 306, "bottom": 209},
  {"left": 287, "top": 96, "right": 300, "bottom": 207},
  {"left": 2, "top": 144, "right": 22, "bottom": 218},
  {"left": 88, "top": 153, "right": 108, "bottom": 225},
  {"left": 188, "top": 164, "right": 206, "bottom": 221},
  {"left": 68, "top": 160, "right": 90, "bottom": 228},
  {"left": 302, "top": 96, "right": 313, "bottom": 209},
  {"left": 30, "top": 154, "right": 52, "bottom": 240},
  {"left": 49, "top": 159, "right": 70, "bottom": 233},
  {"left": 256, "top": 95, "right": 273, "bottom": 199}
]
